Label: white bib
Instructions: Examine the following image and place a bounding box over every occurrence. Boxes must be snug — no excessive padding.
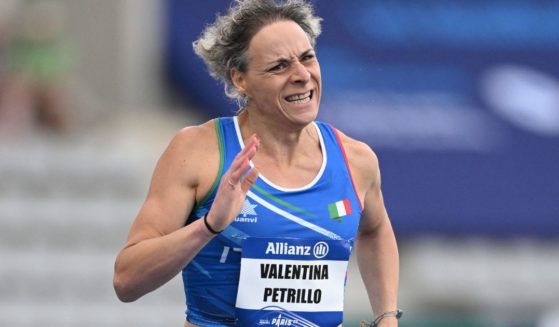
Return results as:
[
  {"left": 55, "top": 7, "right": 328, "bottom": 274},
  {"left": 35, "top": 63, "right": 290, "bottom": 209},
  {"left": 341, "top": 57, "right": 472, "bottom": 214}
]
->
[{"left": 235, "top": 238, "right": 352, "bottom": 326}]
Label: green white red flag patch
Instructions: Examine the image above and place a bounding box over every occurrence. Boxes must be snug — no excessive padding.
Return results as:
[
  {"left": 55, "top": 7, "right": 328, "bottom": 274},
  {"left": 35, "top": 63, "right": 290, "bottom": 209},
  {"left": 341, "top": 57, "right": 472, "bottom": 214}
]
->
[{"left": 328, "top": 199, "right": 352, "bottom": 221}]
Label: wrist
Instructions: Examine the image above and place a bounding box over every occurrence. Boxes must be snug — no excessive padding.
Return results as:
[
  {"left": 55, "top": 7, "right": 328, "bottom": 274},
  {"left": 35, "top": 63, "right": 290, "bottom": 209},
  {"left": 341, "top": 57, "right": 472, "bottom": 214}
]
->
[
  {"left": 374, "top": 309, "right": 402, "bottom": 327},
  {"left": 361, "top": 309, "right": 403, "bottom": 327},
  {"left": 200, "top": 214, "right": 222, "bottom": 237},
  {"left": 376, "top": 316, "right": 398, "bottom": 327}
]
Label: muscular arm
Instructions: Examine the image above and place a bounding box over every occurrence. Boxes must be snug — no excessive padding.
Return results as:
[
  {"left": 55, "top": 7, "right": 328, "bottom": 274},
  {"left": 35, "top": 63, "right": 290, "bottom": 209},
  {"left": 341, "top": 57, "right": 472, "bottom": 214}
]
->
[
  {"left": 342, "top": 134, "right": 400, "bottom": 326},
  {"left": 113, "top": 122, "right": 259, "bottom": 302}
]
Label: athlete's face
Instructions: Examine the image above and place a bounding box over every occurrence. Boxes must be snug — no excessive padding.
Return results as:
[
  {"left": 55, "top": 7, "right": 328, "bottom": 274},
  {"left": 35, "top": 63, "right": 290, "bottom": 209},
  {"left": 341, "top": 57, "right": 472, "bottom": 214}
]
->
[{"left": 232, "top": 20, "right": 322, "bottom": 129}]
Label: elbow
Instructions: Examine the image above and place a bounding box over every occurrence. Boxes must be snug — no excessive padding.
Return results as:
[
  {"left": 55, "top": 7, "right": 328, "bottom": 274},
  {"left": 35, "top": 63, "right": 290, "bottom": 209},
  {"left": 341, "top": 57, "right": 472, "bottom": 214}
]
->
[{"left": 113, "top": 273, "right": 141, "bottom": 303}]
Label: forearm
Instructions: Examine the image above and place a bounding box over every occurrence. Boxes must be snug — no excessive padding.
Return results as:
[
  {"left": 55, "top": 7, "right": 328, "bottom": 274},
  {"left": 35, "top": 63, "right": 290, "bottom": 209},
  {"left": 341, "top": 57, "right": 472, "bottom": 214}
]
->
[
  {"left": 113, "top": 218, "right": 214, "bottom": 302},
  {"left": 356, "top": 218, "right": 399, "bottom": 320}
]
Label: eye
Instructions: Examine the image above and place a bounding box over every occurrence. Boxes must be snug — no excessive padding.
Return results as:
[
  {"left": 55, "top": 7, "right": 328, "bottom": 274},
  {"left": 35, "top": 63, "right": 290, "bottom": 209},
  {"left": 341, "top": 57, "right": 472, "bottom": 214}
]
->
[
  {"left": 268, "top": 62, "right": 288, "bottom": 72},
  {"left": 302, "top": 53, "right": 315, "bottom": 62}
]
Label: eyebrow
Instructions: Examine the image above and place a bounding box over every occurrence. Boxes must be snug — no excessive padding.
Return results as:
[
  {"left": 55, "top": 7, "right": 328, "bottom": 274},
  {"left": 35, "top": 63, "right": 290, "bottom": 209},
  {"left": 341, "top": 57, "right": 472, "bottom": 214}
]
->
[{"left": 266, "top": 48, "right": 315, "bottom": 67}]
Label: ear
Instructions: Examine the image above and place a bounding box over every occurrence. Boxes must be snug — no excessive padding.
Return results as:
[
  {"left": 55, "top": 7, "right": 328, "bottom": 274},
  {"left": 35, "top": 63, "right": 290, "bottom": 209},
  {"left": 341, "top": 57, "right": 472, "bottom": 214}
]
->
[{"left": 231, "top": 68, "right": 247, "bottom": 96}]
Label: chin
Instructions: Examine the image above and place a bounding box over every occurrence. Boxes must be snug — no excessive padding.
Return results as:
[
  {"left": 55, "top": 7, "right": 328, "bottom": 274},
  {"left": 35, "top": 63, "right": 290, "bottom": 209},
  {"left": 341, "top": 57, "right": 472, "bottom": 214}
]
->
[
  {"left": 290, "top": 108, "right": 319, "bottom": 127},
  {"left": 278, "top": 99, "right": 320, "bottom": 127}
]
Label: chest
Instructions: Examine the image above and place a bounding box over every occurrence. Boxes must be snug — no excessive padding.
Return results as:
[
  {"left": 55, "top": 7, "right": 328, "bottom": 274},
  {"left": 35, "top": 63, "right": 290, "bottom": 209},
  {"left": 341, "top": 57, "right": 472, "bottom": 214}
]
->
[{"left": 229, "top": 183, "right": 361, "bottom": 242}]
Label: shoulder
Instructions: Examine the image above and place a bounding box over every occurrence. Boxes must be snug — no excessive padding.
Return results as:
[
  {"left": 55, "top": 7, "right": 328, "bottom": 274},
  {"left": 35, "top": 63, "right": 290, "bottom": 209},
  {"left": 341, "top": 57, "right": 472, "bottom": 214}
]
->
[
  {"left": 332, "top": 127, "right": 378, "bottom": 172},
  {"left": 174, "top": 118, "right": 216, "bottom": 143},
  {"left": 332, "top": 128, "right": 379, "bottom": 196},
  {"left": 163, "top": 120, "right": 218, "bottom": 164},
  {"left": 170, "top": 119, "right": 218, "bottom": 154},
  {"left": 156, "top": 119, "right": 220, "bottom": 187}
]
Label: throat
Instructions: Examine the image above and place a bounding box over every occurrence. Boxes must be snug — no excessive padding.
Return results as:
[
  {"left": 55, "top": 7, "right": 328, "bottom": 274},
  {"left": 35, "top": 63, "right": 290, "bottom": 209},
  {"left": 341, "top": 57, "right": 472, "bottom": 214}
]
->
[
  {"left": 252, "top": 148, "right": 323, "bottom": 190},
  {"left": 236, "top": 114, "right": 324, "bottom": 189}
]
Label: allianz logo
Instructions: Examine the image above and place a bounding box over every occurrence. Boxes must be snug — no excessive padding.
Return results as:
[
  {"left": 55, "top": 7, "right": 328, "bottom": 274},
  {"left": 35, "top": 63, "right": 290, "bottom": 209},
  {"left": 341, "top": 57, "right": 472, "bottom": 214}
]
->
[
  {"left": 265, "top": 241, "right": 330, "bottom": 259},
  {"left": 234, "top": 199, "right": 258, "bottom": 223}
]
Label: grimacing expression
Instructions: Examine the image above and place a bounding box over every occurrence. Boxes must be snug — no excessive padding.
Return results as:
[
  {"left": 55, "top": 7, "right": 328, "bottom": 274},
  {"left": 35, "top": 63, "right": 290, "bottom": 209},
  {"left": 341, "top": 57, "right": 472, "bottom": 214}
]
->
[{"left": 232, "top": 20, "right": 322, "bottom": 128}]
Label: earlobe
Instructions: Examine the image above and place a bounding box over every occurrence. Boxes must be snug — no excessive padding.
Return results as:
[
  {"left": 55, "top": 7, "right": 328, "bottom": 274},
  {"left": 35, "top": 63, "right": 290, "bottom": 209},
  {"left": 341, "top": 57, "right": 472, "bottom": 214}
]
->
[{"left": 231, "top": 68, "right": 247, "bottom": 96}]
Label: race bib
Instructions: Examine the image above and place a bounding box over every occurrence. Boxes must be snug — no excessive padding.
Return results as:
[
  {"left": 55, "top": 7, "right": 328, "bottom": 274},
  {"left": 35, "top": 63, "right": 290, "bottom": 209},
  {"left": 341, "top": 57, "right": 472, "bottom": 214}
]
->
[{"left": 235, "top": 238, "right": 352, "bottom": 327}]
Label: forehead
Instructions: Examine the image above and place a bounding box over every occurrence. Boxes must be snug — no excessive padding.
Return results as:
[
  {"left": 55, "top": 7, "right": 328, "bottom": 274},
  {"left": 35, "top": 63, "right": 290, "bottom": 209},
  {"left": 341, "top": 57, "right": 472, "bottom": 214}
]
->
[{"left": 247, "top": 20, "right": 312, "bottom": 64}]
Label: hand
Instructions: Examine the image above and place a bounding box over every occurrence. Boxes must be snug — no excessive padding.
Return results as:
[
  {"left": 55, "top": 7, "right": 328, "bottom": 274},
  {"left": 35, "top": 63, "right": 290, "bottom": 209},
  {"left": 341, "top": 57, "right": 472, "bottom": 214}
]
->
[{"left": 205, "top": 134, "right": 260, "bottom": 232}]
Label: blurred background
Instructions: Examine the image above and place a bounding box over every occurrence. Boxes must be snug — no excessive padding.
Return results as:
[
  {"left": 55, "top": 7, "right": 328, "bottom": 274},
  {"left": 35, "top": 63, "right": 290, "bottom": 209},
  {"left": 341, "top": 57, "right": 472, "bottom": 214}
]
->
[{"left": 1, "top": 0, "right": 558, "bottom": 326}]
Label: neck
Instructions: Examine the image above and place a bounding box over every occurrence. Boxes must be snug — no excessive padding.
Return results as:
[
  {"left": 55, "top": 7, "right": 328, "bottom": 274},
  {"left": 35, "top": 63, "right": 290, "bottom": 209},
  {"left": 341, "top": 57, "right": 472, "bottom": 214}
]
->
[{"left": 237, "top": 110, "right": 317, "bottom": 163}]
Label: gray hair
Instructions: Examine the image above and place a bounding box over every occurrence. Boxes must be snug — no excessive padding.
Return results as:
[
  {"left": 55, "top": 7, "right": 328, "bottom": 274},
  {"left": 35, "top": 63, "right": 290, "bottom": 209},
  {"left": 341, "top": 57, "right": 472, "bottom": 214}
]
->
[{"left": 193, "top": 0, "right": 322, "bottom": 105}]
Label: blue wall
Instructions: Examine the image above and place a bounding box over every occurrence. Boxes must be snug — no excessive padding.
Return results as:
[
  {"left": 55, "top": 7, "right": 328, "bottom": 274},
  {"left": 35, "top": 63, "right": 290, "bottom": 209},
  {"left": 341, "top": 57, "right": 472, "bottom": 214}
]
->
[{"left": 165, "top": 0, "right": 559, "bottom": 237}]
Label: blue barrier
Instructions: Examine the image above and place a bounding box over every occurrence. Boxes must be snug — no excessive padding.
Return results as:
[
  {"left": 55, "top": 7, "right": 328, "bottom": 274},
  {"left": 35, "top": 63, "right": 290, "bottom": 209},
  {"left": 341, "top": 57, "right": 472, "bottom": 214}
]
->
[{"left": 165, "top": 0, "right": 559, "bottom": 237}]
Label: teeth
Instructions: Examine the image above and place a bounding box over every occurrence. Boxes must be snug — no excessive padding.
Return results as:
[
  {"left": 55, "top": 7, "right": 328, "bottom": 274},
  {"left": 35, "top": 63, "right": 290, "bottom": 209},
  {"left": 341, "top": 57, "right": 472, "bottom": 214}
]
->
[{"left": 285, "top": 91, "right": 312, "bottom": 102}]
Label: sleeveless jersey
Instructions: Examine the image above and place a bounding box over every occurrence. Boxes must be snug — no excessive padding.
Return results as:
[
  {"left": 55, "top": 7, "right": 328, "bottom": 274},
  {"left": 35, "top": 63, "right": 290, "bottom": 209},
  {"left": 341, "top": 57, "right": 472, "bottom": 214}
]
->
[{"left": 182, "top": 117, "right": 362, "bottom": 326}]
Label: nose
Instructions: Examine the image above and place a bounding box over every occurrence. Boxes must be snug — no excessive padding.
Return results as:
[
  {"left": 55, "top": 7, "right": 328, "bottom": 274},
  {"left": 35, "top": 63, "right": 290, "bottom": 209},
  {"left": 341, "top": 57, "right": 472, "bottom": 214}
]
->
[{"left": 290, "top": 61, "right": 311, "bottom": 84}]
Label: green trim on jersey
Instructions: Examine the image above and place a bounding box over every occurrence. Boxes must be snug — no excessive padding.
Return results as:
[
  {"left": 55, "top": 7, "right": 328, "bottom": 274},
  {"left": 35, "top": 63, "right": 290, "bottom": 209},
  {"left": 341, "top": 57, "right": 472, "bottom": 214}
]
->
[
  {"left": 251, "top": 184, "right": 317, "bottom": 218},
  {"left": 195, "top": 119, "right": 225, "bottom": 210}
]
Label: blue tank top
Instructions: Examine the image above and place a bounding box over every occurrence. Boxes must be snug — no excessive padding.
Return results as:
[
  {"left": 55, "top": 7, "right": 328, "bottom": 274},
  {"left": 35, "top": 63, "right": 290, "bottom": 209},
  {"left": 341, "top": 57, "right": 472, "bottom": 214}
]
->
[{"left": 182, "top": 117, "right": 362, "bottom": 326}]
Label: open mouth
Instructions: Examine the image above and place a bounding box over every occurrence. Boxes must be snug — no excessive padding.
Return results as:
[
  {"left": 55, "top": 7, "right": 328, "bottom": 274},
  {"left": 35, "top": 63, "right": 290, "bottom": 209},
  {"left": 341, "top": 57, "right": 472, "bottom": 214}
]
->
[{"left": 285, "top": 90, "right": 313, "bottom": 104}]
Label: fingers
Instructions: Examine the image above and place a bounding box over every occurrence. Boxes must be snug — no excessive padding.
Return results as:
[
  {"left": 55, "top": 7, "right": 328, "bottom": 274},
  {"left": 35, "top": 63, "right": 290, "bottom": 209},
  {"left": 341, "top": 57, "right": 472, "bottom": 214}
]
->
[
  {"left": 228, "top": 158, "right": 249, "bottom": 184},
  {"left": 241, "top": 167, "right": 259, "bottom": 193},
  {"left": 228, "top": 134, "right": 259, "bottom": 184}
]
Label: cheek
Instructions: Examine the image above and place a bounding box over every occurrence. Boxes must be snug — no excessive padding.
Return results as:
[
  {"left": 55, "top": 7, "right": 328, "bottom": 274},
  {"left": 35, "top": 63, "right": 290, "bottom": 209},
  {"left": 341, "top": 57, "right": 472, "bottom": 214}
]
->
[
  {"left": 252, "top": 80, "right": 282, "bottom": 97},
  {"left": 308, "top": 69, "right": 321, "bottom": 88},
  {"left": 313, "top": 65, "right": 322, "bottom": 82},
  {"left": 314, "top": 60, "right": 322, "bottom": 75},
  {"left": 247, "top": 84, "right": 281, "bottom": 106}
]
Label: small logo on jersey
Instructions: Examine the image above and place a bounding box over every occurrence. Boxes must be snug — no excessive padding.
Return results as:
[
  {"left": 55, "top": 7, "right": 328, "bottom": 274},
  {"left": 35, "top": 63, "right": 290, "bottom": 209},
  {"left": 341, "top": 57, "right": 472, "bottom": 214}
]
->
[
  {"left": 328, "top": 199, "right": 352, "bottom": 222},
  {"left": 235, "top": 199, "right": 258, "bottom": 223},
  {"left": 313, "top": 241, "right": 329, "bottom": 259},
  {"left": 271, "top": 314, "right": 295, "bottom": 326},
  {"left": 257, "top": 314, "right": 296, "bottom": 326}
]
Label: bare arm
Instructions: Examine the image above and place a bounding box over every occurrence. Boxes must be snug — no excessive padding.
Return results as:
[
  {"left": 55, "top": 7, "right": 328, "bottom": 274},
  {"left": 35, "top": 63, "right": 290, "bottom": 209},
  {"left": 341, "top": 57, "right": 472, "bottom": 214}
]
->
[
  {"left": 342, "top": 134, "right": 400, "bottom": 326},
  {"left": 113, "top": 123, "right": 259, "bottom": 302}
]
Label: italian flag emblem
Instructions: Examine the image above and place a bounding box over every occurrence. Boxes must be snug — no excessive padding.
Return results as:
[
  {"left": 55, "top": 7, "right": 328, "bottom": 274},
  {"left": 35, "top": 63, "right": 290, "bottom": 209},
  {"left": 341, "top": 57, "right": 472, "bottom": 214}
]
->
[{"left": 328, "top": 199, "right": 352, "bottom": 221}]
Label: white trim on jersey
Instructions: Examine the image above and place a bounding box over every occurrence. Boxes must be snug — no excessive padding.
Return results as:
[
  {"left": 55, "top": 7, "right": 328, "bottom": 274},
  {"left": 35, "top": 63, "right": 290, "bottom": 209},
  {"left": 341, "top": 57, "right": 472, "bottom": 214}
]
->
[
  {"left": 233, "top": 116, "right": 328, "bottom": 193},
  {"left": 247, "top": 191, "right": 343, "bottom": 240}
]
